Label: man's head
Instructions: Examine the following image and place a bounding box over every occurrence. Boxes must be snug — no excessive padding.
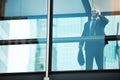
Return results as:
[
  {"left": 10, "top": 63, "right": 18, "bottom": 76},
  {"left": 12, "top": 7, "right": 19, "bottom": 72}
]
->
[{"left": 91, "top": 8, "right": 100, "bottom": 18}]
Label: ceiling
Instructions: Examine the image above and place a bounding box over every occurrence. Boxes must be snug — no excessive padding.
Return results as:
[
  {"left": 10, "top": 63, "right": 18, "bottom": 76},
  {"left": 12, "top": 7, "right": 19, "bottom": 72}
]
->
[
  {"left": 54, "top": 0, "right": 120, "bottom": 14},
  {"left": 52, "top": 0, "right": 120, "bottom": 15},
  {"left": 4, "top": 0, "right": 120, "bottom": 17}
]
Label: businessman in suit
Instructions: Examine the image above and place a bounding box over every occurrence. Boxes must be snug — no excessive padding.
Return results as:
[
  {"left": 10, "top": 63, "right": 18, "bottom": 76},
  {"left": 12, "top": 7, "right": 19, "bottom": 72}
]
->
[{"left": 78, "top": 8, "right": 109, "bottom": 70}]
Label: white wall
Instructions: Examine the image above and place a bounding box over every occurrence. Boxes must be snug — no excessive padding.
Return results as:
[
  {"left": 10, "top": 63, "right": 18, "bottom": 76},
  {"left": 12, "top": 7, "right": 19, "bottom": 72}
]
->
[
  {"left": 5, "top": 0, "right": 85, "bottom": 17},
  {"left": 89, "top": 0, "right": 120, "bottom": 12}
]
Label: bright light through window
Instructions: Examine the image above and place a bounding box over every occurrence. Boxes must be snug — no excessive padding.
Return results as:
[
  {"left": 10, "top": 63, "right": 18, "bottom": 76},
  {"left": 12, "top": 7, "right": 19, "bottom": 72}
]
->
[{"left": 8, "top": 20, "right": 30, "bottom": 72}]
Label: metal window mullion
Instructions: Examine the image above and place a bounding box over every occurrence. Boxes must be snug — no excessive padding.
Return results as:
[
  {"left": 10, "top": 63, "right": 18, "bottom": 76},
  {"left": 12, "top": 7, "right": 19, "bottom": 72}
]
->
[{"left": 44, "top": 0, "right": 53, "bottom": 80}]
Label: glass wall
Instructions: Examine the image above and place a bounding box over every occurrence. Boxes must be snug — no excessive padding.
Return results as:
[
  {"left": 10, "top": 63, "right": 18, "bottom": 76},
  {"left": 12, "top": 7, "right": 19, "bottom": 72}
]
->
[
  {"left": 52, "top": 15, "right": 120, "bottom": 71},
  {"left": 0, "top": 16, "right": 120, "bottom": 73},
  {"left": 0, "top": 19, "right": 47, "bottom": 73},
  {"left": 51, "top": 0, "right": 120, "bottom": 71},
  {"left": 0, "top": 0, "right": 48, "bottom": 73},
  {"left": 0, "top": 0, "right": 120, "bottom": 73}
]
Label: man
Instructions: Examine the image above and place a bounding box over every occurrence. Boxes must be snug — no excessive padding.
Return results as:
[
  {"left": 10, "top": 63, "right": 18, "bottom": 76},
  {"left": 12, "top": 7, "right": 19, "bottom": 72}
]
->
[{"left": 78, "top": 8, "right": 109, "bottom": 70}]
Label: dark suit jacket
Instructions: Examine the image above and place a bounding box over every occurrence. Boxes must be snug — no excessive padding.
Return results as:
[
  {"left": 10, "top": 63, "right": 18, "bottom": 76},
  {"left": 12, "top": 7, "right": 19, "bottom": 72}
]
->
[{"left": 80, "top": 15, "right": 109, "bottom": 49}]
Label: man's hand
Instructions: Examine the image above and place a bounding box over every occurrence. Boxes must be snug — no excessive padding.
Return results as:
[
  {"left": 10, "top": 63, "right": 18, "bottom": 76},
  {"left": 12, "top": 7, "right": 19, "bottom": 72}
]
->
[{"left": 97, "top": 9, "right": 101, "bottom": 15}]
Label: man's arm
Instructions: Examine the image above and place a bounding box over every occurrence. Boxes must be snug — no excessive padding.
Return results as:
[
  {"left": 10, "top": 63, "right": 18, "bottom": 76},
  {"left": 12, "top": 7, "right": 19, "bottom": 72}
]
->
[
  {"left": 95, "top": 8, "right": 109, "bottom": 25},
  {"left": 79, "top": 23, "right": 87, "bottom": 48},
  {"left": 99, "top": 15, "right": 109, "bottom": 25}
]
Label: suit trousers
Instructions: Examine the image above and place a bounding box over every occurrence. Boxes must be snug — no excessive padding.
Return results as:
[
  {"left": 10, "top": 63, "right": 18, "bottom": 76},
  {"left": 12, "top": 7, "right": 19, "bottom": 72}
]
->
[{"left": 85, "top": 42, "right": 104, "bottom": 70}]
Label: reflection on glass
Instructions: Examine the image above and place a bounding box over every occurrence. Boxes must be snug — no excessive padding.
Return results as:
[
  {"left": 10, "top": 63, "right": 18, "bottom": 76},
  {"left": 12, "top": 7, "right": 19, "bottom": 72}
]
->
[
  {"left": 0, "top": 45, "right": 8, "bottom": 72},
  {"left": 0, "top": 44, "right": 46, "bottom": 73}
]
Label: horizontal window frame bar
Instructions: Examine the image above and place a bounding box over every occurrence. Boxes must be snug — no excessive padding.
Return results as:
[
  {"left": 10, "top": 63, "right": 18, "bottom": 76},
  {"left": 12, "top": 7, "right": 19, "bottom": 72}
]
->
[
  {"left": 0, "top": 35, "right": 119, "bottom": 45},
  {"left": 0, "top": 11, "right": 120, "bottom": 20},
  {"left": 0, "top": 70, "right": 119, "bottom": 80}
]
